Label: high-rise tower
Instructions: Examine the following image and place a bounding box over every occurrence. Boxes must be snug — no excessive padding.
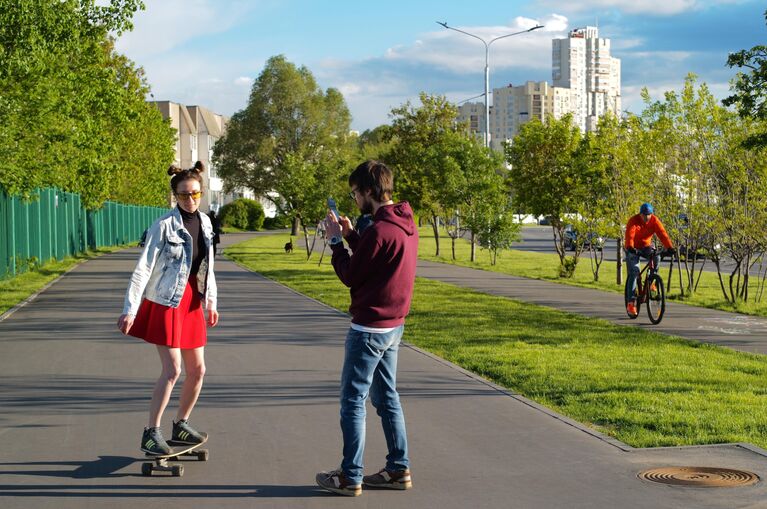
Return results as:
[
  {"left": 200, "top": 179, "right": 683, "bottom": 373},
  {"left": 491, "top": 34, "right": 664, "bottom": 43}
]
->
[{"left": 552, "top": 26, "right": 621, "bottom": 131}]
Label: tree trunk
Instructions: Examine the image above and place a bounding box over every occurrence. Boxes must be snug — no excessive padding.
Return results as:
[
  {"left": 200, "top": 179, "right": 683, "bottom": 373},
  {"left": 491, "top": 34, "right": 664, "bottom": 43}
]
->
[
  {"left": 291, "top": 216, "right": 300, "bottom": 236},
  {"left": 451, "top": 236, "right": 456, "bottom": 260},
  {"left": 713, "top": 260, "right": 730, "bottom": 302},
  {"left": 301, "top": 221, "right": 312, "bottom": 259},
  {"left": 431, "top": 215, "right": 440, "bottom": 257},
  {"left": 616, "top": 237, "right": 623, "bottom": 285},
  {"left": 317, "top": 239, "right": 327, "bottom": 266},
  {"left": 470, "top": 232, "right": 476, "bottom": 262}
]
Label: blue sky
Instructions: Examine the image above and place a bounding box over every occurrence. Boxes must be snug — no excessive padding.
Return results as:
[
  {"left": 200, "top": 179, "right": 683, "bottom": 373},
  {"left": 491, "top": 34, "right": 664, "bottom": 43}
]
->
[{"left": 115, "top": 0, "right": 766, "bottom": 132}]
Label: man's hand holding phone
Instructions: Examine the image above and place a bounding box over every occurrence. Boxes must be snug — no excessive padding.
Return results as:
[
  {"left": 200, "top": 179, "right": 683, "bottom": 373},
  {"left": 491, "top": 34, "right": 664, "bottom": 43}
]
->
[{"left": 326, "top": 197, "right": 352, "bottom": 243}]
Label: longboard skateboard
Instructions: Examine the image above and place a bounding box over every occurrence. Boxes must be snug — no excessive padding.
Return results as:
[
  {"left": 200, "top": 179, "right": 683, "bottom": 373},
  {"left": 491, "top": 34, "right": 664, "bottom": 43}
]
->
[{"left": 141, "top": 432, "right": 209, "bottom": 477}]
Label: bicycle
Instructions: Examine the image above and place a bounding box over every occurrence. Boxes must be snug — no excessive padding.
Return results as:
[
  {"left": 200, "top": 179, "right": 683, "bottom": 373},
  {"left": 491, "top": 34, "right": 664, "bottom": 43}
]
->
[{"left": 624, "top": 247, "right": 669, "bottom": 324}]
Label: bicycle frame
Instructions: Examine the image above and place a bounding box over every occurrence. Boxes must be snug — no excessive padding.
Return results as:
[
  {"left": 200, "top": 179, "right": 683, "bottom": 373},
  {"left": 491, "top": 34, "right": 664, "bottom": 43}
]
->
[{"left": 634, "top": 251, "right": 658, "bottom": 303}]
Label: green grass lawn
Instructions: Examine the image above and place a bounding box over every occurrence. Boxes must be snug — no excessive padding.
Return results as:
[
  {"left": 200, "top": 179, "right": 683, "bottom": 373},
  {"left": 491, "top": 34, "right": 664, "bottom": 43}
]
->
[
  {"left": 419, "top": 227, "right": 767, "bottom": 317},
  {"left": 226, "top": 233, "right": 767, "bottom": 450},
  {"left": 0, "top": 246, "right": 126, "bottom": 316}
]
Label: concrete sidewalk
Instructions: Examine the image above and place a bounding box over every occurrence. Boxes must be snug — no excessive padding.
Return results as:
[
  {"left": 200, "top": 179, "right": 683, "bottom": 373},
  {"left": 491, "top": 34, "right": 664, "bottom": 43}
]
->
[{"left": 1, "top": 237, "right": 766, "bottom": 508}]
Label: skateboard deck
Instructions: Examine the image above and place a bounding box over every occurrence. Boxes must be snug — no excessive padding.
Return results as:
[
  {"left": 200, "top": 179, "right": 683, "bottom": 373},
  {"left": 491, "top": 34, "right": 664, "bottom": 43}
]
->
[{"left": 141, "top": 432, "right": 209, "bottom": 477}]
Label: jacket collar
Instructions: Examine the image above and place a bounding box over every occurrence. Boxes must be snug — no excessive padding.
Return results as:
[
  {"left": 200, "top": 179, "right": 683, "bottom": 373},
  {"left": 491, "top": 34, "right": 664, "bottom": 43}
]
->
[{"left": 169, "top": 206, "right": 213, "bottom": 237}]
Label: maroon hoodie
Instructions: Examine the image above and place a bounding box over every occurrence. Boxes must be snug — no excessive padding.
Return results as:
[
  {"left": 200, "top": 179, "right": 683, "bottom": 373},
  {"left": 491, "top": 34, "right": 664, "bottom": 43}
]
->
[{"left": 330, "top": 201, "right": 418, "bottom": 328}]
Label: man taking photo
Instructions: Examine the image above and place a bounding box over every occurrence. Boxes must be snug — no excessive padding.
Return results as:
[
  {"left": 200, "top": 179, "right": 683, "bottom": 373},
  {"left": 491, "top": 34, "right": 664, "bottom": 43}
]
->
[{"left": 315, "top": 160, "right": 418, "bottom": 497}]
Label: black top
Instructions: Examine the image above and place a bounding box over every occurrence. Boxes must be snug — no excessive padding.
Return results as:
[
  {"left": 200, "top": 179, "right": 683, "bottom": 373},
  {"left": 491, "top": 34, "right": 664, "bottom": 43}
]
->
[{"left": 179, "top": 207, "right": 206, "bottom": 275}]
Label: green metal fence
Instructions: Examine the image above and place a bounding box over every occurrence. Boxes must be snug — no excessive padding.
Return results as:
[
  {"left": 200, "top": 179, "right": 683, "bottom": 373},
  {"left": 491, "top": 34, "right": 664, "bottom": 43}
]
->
[{"left": 1, "top": 187, "right": 168, "bottom": 279}]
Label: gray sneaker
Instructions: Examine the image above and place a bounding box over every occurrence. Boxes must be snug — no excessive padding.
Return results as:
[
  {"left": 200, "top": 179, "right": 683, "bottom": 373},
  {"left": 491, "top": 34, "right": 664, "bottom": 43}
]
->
[
  {"left": 141, "top": 427, "right": 170, "bottom": 455},
  {"left": 315, "top": 468, "right": 362, "bottom": 497},
  {"left": 363, "top": 468, "right": 412, "bottom": 490},
  {"left": 172, "top": 419, "right": 205, "bottom": 444}
]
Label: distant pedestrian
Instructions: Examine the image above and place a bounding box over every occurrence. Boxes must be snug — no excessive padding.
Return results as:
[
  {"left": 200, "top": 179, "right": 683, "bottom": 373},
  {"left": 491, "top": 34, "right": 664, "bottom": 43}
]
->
[
  {"left": 208, "top": 209, "right": 222, "bottom": 255},
  {"left": 315, "top": 160, "right": 418, "bottom": 496},
  {"left": 117, "top": 161, "right": 219, "bottom": 456}
]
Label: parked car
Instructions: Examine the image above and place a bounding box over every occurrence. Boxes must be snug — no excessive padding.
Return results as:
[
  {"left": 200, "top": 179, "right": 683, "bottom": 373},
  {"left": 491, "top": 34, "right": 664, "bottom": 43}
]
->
[{"left": 564, "top": 224, "right": 604, "bottom": 251}]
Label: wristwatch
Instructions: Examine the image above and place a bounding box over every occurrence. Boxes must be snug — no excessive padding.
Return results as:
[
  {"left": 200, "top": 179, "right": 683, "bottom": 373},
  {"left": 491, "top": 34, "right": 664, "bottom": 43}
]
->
[{"left": 329, "top": 235, "right": 343, "bottom": 246}]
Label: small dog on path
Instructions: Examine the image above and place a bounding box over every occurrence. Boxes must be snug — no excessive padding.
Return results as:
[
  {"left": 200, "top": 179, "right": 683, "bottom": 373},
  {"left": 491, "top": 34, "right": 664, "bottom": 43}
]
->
[{"left": 284, "top": 238, "right": 293, "bottom": 253}]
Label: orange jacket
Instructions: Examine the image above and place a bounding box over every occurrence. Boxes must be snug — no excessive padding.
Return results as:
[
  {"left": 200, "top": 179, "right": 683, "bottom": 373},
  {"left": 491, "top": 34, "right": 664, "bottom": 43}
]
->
[{"left": 624, "top": 214, "right": 673, "bottom": 250}]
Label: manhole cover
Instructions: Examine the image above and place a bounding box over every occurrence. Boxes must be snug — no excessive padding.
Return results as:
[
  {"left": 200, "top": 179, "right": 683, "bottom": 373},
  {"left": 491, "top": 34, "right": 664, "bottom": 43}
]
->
[{"left": 638, "top": 467, "right": 759, "bottom": 487}]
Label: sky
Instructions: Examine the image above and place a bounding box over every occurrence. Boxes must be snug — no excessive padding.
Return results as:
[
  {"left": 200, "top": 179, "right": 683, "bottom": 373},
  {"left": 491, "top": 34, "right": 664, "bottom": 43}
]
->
[{"left": 114, "top": 0, "right": 766, "bottom": 132}]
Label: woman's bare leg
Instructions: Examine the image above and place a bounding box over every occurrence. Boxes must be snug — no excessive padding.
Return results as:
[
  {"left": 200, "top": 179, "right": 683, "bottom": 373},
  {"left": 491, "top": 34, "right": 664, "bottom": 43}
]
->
[
  {"left": 176, "top": 346, "right": 206, "bottom": 421},
  {"left": 148, "top": 346, "right": 182, "bottom": 428}
]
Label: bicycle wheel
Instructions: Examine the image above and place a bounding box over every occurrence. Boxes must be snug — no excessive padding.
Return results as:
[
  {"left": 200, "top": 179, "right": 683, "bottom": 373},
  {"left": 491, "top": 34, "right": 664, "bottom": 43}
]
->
[
  {"left": 646, "top": 274, "right": 665, "bottom": 324},
  {"left": 624, "top": 275, "right": 640, "bottom": 319}
]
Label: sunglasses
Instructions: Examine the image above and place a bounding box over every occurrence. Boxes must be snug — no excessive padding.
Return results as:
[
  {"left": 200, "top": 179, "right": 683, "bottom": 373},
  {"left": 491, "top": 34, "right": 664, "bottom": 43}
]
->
[{"left": 176, "top": 191, "right": 203, "bottom": 200}]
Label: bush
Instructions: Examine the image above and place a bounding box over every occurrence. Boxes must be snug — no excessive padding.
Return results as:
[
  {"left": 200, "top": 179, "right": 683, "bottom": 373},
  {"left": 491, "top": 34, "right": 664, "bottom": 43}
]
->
[
  {"left": 220, "top": 198, "right": 265, "bottom": 231},
  {"left": 263, "top": 213, "right": 292, "bottom": 230}
]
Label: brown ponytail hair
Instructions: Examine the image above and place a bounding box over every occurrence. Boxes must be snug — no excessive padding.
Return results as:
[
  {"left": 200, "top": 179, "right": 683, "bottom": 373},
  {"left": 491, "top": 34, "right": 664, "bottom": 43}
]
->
[{"left": 168, "top": 161, "right": 205, "bottom": 192}]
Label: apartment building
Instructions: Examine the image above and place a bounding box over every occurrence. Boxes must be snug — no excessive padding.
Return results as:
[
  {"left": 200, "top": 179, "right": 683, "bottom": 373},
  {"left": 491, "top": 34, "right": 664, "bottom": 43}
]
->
[
  {"left": 489, "top": 81, "right": 574, "bottom": 151},
  {"left": 151, "top": 101, "right": 254, "bottom": 213},
  {"left": 456, "top": 101, "right": 488, "bottom": 144},
  {"left": 552, "top": 26, "right": 621, "bottom": 132}
]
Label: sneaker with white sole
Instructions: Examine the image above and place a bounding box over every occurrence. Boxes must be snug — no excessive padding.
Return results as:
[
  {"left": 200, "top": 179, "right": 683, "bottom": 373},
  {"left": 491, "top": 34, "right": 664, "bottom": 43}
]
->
[
  {"left": 363, "top": 468, "right": 412, "bottom": 490},
  {"left": 141, "top": 427, "right": 170, "bottom": 455},
  {"left": 315, "top": 468, "right": 362, "bottom": 497},
  {"left": 171, "top": 419, "right": 206, "bottom": 445}
]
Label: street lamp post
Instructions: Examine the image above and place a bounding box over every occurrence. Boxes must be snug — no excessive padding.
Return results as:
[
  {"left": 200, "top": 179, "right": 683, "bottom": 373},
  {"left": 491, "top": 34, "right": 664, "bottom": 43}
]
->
[{"left": 437, "top": 21, "right": 543, "bottom": 148}]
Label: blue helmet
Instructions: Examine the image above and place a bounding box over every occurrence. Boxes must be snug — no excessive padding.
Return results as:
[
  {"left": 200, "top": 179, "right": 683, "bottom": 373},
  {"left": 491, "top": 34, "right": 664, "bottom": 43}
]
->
[{"left": 640, "top": 203, "right": 654, "bottom": 215}]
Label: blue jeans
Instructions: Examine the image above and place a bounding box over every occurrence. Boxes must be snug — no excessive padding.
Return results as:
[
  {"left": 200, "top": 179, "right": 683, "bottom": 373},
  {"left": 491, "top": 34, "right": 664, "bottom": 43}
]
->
[
  {"left": 340, "top": 325, "right": 409, "bottom": 484},
  {"left": 625, "top": 248, "right": 659, "bottom": 301}
]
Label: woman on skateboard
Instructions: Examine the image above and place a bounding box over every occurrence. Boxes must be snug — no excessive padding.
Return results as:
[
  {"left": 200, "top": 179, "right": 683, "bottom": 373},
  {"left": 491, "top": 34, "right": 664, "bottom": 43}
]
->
[{"left": 117, "top": 161, "right": 219, "bottom": 455}]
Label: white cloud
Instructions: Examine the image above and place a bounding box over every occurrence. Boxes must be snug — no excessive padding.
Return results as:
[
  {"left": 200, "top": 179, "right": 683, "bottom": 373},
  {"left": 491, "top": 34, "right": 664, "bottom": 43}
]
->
[
  {"left": 115, "top": 0, "right": 255, "bottom": 58},
  {"left": 535, "top": 0, "right": 747, "bottom": 16},
  {"left": 382, "top": 14, "right": 566, "bottom": 74},
  {"left": 234, "top": 76, "right": 253, "bottom": 86}
]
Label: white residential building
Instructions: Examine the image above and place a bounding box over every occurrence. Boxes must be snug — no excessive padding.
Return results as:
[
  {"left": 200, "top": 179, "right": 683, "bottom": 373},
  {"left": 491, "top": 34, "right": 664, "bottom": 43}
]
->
[
  {"left": 489, "top": 81, "right": 574, "bottom": 151},
  {"left": 552, "top": 26, "right": 621, "bottom": 132},
  {"left": 151, "top": 101, "right": 255, "bottom": 213},
  {"left": 456, "top": 102, "right": 488, "bottom": 143}
]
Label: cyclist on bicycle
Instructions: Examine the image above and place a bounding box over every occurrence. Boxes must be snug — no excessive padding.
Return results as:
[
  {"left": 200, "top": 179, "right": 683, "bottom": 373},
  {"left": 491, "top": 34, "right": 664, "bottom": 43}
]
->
[{"left": 624, "top": 203, "right": 675, "bottom": 318}]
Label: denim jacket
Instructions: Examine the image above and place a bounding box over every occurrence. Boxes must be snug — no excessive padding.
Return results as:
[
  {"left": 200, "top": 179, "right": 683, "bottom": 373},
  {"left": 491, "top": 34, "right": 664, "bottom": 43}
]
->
[{"left": 122, "top": 208, "right": 217, "bottom": 316}]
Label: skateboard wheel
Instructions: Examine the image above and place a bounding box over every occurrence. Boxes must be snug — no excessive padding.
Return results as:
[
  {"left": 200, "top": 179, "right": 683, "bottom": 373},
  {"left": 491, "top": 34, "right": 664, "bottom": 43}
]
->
[
  {"left": 196, "top": 449, "right": 209, "bottom": 461},
  {"left": 141, "top": 463, "right": 153, "bottom": 476},
  {"left": 172, "top": 465, "right": 184, "bottom": 477}
]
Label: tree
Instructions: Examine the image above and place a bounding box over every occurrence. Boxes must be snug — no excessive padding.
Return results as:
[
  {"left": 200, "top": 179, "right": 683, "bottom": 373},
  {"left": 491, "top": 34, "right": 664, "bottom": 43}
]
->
[
  {"left": 444, "top": 135, "right": 512, "bottom": 262},
  {"left": 0, "top": 0, "right": 174, "bottom": 208},
  {"left": 723, "top": 9, "right": 767, "bottom": 149},
  {"left": 505, "top": 114, "right": 583, "bottom": 277},
  {"left": 213, "top": 55, "right": 354, "bottom": 256},
  {"left": 640, "top": 75, "right": 742, "bottom": 297},
  {"left": 386, "top": 93, "right": 465, "bottom": 256}
]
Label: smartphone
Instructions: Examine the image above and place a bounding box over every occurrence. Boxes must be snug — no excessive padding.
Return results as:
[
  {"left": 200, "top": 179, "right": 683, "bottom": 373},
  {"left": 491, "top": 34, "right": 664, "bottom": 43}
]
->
[{"left": 327, "top": 197, "right": 340, "bottom": 220}]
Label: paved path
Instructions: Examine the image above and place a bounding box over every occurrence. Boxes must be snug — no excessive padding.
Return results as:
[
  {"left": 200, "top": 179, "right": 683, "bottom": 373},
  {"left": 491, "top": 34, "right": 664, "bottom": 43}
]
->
[
  {"left": 1, "top": 233, "right": 766, "bottom": 508},
  {"left": 417, "top": 260, "right": 767, "bottom": 355}
]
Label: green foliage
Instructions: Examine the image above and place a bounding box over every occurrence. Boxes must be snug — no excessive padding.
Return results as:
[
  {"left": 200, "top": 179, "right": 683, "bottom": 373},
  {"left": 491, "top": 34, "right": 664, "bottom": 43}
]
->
[
  {"left": 357, "top": 125, "right": 393, "bottom": 161},
  {"left": 220, "top": 198, "right": 265, "bottom": 231},
  {"left": 263, "top": 213, "right": 292, "bottom": 230},
  {"left": 723, "top": 9, "right": 767, "bottom": 149},
  {"left": 0, "top": 0, "right": 174, "bottom": 208},
  {"left": 505, "top": 114, "right": 583, "bottom": 276},
  {"left": 213, "top": 54, "right": 354, "bottom": 248}
]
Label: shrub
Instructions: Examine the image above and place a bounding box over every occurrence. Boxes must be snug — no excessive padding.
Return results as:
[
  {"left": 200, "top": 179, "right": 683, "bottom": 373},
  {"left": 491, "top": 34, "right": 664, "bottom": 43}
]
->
[
  {"left": 263, "top": 213, "right": 292, "bottom": 230},
  {"left": 220, "top": 198, "right": 265, "bottom": 231}
]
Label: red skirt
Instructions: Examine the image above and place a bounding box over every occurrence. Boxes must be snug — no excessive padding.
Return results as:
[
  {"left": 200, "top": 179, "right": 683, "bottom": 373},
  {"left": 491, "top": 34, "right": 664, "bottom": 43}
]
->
[{"left": 129, "top": 275, "right": 207, "bottom": 349}]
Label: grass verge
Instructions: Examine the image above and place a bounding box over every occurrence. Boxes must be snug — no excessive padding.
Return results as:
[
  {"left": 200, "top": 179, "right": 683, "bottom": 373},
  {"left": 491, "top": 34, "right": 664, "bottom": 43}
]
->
[
  {"left": 226, "top": 233, "right": 767, "bottom": 450},
  {"left": 419, "top": 227, "right": 767, "bottom": 318},
  {"left": 0, "top": 246, "right": 126, "bottom": 316}
]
